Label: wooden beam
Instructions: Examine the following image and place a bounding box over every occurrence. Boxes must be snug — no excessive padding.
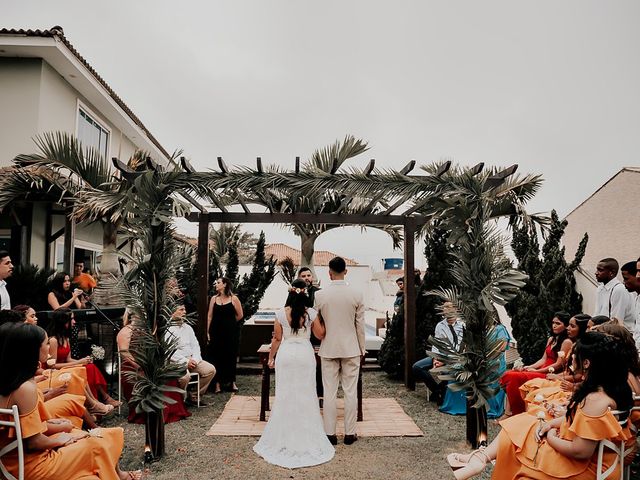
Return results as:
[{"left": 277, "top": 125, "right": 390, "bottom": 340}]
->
[
  {"left": 383, "top": 197, "right": 406, "bottom": 216},
  {"left": 403, "top": 196, "right": 431, "bottom": 216},
  {"left": 180, "top": 192, "right": 207, "bottom": 214},
  {"left": 295, "top": 156, "right": 300, "bottom": 174},
  {"left": 364, "top": 159, "right": 376, "bottom": 176},
  {"left": 217, "top": 156, "right": 229, "bottom": 174},
  {"left": 180, "top": 156, "right": 196, "bottom": 173},
  {"left": 111, "top": 157, "right": 143, "bottom": 182},
  {"left": 145, "top": 156, "right": 160, "bottom": 172},
  {"left": 435, "top": 160, "right": 452, "bottom": 177},
  {"left": 403, "top": 217, "right": 417, "bottom": 390},
  {"left": 399, "top": 160, "right": 416, "bottom": 175},
  {"left": 196, "top": 215, "right": 210, "bottom": 351},
  {"left": 209, "top": 195, "right": 229, "bottom": 213},
  {"left": 484, "top": 164, "right": 518, "bottom": 190},
  {"left": 468, "top": 162, "right": 484, "bottom": 176},
  {"left": 256, "top": 157, "right": 263, "bottom": 173},
  {"left": 62, "top": 206, "right": 75, "bottom": 274},
  {"left": 236, "top": 193, "right": 251, "bottom": 214},
  {"left": 48, "top": 227, "right": 65, "bottom": 244},
  {"left": 186, "top": 211, "right": 428, "bottom": 226}
]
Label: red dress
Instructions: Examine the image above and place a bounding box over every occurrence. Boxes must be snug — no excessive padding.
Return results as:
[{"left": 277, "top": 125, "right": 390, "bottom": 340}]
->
[
  {"left": 500, "top": 342, "right": 558, "bottom": 415},
  {"left": 57, "top": 342, "right": 106, "bottom": 398}
]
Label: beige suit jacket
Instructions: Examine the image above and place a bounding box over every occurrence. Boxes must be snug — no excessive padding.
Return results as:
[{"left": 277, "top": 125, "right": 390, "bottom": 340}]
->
[{"left": 314, "top": 280, "right": 365, "bottom": 358}]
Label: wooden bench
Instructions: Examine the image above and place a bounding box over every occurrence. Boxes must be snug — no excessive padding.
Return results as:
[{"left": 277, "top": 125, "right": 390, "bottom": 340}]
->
[{"left": 257, "top": 343, "right": 363, "bottom": 422}]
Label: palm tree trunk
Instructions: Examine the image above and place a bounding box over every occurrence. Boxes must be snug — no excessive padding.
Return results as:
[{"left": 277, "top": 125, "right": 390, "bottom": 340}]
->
[
  {"left": 299, "top": 233, "right": 317, "bottom": 271},
  {"left": 91, "top": 220, "right": 122, "bottom": 306}
]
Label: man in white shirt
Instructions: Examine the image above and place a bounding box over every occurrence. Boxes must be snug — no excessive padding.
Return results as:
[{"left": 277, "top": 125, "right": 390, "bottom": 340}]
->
[
  {"left": 620, "top": 261, "right": 639, "bottom": 334},
  {"left": 0, "top": 251, "right": 13, "bottom": 310},
  {"left": 166, "top": 305, "right": 216, "bottom": 406},
  {"left": 412, "top": 302, "right": 464, "bottom": 405},
  {"left": 594, "top": 258, "right": 630, "bottom": 323}
]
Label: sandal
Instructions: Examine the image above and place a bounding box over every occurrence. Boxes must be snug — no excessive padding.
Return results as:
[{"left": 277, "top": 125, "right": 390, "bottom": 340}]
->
[
  {"left": 88, "top": 401, "right": 114, "bottom": 416},
  {"left": 104, "top": 397, "right": 123, "bottom": 407},
  {"left": 121, "top": 470, "right": 144, "bottom": 480},
  {"left": 451, "top": 449, "right": 491, "bottom": 480},
  {"left": 447, "top": 447, "right": 485, "bottom": 470}
]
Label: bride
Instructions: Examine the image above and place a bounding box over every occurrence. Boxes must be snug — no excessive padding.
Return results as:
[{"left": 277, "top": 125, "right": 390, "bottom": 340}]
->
[{"left": 253, "top": 279, "right": 335, "bottom": 468}]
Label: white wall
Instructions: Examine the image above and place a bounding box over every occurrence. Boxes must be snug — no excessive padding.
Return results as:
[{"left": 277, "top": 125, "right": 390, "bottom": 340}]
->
[{"left": 0, "top": 58, "right": 41, "bottom": 165}]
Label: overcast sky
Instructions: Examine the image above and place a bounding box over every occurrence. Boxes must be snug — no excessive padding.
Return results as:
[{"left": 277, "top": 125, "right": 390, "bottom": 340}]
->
[{"left": 5, "top": 1, "right": 640, "bottom": 269}]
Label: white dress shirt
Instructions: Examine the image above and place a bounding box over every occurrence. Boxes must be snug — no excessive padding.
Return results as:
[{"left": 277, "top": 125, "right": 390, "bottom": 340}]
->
[
  {"left": 0, "top": 280, "right": 10, "bottom": 310},
  {"left": 431, "top": 319, "right": 464, "bottom": 354},
  {"left": 166, "top": 322, "right": 202, "bottom": 365},
  {"left": 595, "top": 278, "right": 630, "bottom": 323}
]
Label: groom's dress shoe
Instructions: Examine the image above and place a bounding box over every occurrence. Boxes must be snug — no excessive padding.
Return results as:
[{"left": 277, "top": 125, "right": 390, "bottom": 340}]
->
[
  {"left": 327, "top": 435, "right": 338, "bottom": 445},
  {"left": 344, "top": 434, "right": 358, "bottom": 445}
]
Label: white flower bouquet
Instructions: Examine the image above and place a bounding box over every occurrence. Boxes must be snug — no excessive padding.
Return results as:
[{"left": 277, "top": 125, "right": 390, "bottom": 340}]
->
[{"left": 90, "top": 344, "right": 106, "bottom": 361}]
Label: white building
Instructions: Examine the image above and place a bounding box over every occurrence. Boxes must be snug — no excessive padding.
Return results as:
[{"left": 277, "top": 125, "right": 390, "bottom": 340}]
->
[{"left": 0, "top": 26, "right": 169, "bottom": 270}]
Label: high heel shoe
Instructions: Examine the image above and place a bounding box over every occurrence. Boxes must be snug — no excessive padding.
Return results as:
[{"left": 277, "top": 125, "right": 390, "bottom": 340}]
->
[{"left": 448, "top": 449, "right": 490, "bottom": 479}]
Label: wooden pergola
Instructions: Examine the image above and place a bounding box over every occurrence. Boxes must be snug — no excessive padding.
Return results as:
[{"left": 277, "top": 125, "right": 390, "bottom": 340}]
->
[{"left": 178, "top": 157, "right": 454, "bottom": 390}]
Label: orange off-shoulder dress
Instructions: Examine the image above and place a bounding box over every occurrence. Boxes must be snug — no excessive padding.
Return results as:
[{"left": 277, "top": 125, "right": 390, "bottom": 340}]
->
[
  {"left": 0, "top": 391, "right": 124, "bottom": 480},
  {"left": 492, "top": 406, "right": 631, "bottom": 479}
]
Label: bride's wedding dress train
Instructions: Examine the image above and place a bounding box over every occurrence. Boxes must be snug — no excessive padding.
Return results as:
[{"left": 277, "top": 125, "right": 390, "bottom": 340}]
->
[{"left": 253, "top": 309, "right": 335, "bottom": 468}]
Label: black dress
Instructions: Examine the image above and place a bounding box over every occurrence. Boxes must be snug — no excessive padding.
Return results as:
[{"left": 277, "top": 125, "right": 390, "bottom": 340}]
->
[{"left": 207, "top": 301, "right": 240, "bottom": 388}]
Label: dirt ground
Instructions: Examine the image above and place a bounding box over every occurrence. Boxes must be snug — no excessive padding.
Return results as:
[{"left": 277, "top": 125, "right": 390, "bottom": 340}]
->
[{"left": 105, "top": 371, "right": 500, "bottom": 480}]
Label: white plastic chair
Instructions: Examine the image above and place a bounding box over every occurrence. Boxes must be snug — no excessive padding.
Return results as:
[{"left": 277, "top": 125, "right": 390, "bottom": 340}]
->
[
  {"left": 0, "top": 405, "right": 24, "bottom": 480},
  {"left": 187, "top": 371, "right": 201, "bottom": 407},
  {"left": 596, "top": 409, "right": 630, "bottom": 480}
]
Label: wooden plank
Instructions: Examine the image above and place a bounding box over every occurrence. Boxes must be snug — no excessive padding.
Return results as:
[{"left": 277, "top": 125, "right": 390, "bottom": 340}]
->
[
  {"left": 196, "top": 215, "right": 210, "bottom": 352},
  {"left": 403, "top": 217, "right": 417, "bottom": 390},
  {"left": 62, "top": 206, "right": 75, "bottom": 274},
  {"left": 186, "top": 211, "right": 429, "bottom": 226}
]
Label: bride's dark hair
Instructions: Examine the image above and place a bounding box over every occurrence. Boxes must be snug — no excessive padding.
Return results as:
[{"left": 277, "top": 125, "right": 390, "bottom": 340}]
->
[{"left": 285, "top": 279, "right": 308, "bottom": 334}]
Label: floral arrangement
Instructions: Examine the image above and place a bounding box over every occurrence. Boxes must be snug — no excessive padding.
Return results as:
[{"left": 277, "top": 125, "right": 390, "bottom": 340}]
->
[
  {"left": 88, "top": 428, "right": 103, "bottom": 438},
  {"left": 90, "top": 344, "right": 106, "bottom": 361},
  {"left": 58, "top": 372, "right": 72, "bottom": 383},
  {"left": 513, "top": 358, "right": 524, "bottom": 370},
  {"left": 288, "top": 286, "right": 307, "bottom": 295}
]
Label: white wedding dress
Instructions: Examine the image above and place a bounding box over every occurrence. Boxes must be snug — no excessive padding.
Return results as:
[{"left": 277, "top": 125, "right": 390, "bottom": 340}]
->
[{"left": 253, "top": 308, "right": 335, "bottom": 468}]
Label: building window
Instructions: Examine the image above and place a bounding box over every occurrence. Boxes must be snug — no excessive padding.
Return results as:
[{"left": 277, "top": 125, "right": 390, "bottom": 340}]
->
[{"left": 77, "top": 108, "right": 109, "bottom": 159}]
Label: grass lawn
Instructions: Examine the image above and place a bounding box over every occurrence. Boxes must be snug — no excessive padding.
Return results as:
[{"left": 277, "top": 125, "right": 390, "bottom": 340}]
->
[{"left": 106, "top": 371, "right": 498, "bottom": 479}]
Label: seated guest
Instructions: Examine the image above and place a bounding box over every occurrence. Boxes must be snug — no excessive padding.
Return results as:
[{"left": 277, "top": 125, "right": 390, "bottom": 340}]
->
[
  {"left": 439, "top": 319, "right": 510, "bottom": 418},
  {"left": 47, "top": 308, "right": 120, "bottom": 407},
  {"left": 500, "top": 312, "right": 576, "bottom": 416},
  {"left": 117, "top": 309, "right": 191, "bottom": 424},
  {"left": 0, "top": 309, "right": 23, "bottom": 326},
  {"left": 448, "top": 331, "right": 633, "bottom": 479},
  {"left": 47, "top": 272, "right": 86, "bottom": 310},
  {"left": 12, "top": 304, "right": 38, "bottom": 324},
  {"left": 587, "top": 314, "right": 611, "bottom": 330},
  {"left": 167, "top": 305, "right": 215, "bottom": 406},
  {"left": 412, "top": 301, "right": 464, "bottom": 404},
  {"left": 72, "top": 260, "right": 97, "bottom": 294},
  {"left": 0, "top": 322, "right": 142, "bottom": 480}
]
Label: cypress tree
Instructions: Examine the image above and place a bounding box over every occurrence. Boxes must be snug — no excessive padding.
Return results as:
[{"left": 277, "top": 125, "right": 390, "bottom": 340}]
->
[{"left": 507, "top": 210, "right": 587, "bottom": 364}]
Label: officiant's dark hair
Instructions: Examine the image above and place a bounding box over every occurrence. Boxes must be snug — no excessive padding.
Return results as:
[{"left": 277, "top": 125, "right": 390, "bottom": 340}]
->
[{"left": 285, "top": 279, "right": 308, "bottom": 334}]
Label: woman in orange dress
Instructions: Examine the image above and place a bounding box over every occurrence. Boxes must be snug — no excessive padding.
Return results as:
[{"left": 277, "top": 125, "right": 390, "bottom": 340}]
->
[
  {"left": 48, "top": 307, "right": 121, "bottom": 408},
  {"left": 0, "top": 322, "right": 142, "bottom": 480},
  {"left": 499, "top": 312, "right": 575, "bottom": 416},
  {"left": 448, "top": 331, "right": 633, "bottom": 479}
]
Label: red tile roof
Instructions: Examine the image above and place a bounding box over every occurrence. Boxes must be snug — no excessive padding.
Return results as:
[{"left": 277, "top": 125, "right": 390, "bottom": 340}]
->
[
  {"left": 265, "top": 243, "right": 359, "bottom": 266},
  {"left": 0, "top": 27, "right": 170, "bottom": 160}
]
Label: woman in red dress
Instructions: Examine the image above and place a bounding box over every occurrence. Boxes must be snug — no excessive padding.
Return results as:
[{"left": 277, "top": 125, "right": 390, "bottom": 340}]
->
[
  {"left": 500, "top": 313, "right": 586, "bottom": 416},
  {"left": 47, "top": 308, "right": 120, "bottom": 408}
]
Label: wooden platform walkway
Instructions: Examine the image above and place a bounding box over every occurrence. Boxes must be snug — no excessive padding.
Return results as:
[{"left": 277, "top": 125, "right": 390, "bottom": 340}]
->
[{"left": 206, "top": 395, "right": 423, "bottom": 437}]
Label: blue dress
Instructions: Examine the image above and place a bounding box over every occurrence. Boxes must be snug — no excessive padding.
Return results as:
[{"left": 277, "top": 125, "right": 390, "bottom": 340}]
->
[{"left": 439, "top": 324, "right": 510, "bottom": 419}]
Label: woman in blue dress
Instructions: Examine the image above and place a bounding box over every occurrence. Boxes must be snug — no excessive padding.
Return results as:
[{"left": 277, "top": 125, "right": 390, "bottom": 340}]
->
[{"left": 439, "top": 321, "right": 510, "bottom": 418}]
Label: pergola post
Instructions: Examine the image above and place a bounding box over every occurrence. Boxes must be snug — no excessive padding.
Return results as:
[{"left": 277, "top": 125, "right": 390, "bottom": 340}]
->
[
  {"left": 196, "top": 214, "right": 210, "bottom": 351},
  {"left": 62, "top": 205, "right": 75, "bottom": 273},
  {"left": 403, "top": 217, "right": 417, "bottom": 390}
]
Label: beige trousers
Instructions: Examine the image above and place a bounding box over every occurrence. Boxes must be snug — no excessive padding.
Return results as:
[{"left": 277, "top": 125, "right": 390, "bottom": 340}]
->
[
  {"left": 321, "top": 356, "right": 360, "bottom": 436},
  {"left": 178, "top": 360, "right": 216, "bottom": 400}
]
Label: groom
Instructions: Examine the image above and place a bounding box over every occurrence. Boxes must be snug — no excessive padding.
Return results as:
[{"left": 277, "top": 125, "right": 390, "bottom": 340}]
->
[{"left": 314, "top": 256, "right": 365, "bottom": 445}]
